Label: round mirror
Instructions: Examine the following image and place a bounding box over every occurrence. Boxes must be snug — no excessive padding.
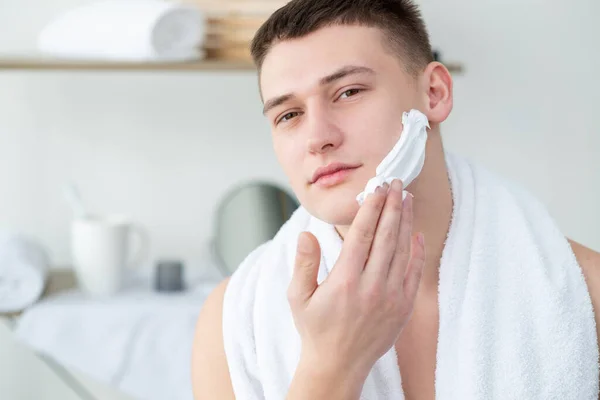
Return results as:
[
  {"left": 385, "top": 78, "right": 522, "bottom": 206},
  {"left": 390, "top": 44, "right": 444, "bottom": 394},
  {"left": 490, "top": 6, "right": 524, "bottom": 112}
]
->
[{"left": 212, "top": 181, "right": 300, "bottom": 276}]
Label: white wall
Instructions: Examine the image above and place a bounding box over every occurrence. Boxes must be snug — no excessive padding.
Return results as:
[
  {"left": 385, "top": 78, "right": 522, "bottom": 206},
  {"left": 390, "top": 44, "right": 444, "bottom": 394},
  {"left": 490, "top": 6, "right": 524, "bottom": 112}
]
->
[
  {"left": 420, "top": 0, "right": 600, "bottom": 248},
  {"left": 0, "top": 0, "right": 598, "bottom": 276}
]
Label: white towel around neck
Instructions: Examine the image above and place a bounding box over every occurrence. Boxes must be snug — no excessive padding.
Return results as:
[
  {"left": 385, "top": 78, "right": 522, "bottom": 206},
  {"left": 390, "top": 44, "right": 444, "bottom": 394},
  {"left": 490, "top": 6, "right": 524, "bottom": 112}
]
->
[{"left": 223, "top": 152, "right": 599, "bottom": 399}]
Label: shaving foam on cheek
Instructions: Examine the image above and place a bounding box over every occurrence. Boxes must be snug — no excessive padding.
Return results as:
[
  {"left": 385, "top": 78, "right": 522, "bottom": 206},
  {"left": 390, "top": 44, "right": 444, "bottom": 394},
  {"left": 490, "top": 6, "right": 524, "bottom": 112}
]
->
[{"left": 356, "top": 109, "right": 430, "bottom": 205}]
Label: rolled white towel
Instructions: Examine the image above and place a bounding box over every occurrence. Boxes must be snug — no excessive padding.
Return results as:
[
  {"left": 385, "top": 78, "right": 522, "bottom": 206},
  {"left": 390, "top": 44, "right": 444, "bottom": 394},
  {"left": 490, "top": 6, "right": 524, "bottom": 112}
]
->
[
  {"left": 38, "top": 0, "right": 206, "bottom": 62},
  {"left": 0, "top": 231, "right": 49, "bottom": 314}
]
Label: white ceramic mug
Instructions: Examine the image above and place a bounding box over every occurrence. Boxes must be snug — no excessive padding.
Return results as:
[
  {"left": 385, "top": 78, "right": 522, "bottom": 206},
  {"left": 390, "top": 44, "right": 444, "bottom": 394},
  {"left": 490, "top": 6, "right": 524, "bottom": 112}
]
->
[{"left": 71, "top": 215, "right": 149, "bottom": 296}]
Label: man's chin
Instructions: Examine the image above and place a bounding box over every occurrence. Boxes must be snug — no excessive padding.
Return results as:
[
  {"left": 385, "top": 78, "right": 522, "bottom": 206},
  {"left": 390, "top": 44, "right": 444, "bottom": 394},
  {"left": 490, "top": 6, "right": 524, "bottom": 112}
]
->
[{"left": 309, "top": 198, "right": 359, "bottom": 227}]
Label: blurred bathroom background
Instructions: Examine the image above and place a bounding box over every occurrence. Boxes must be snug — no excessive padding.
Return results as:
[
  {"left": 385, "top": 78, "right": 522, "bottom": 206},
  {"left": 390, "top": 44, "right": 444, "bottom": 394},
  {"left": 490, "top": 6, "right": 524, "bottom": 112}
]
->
[{"left": 0, "top": 0, "right": 598, "bottom": 399}]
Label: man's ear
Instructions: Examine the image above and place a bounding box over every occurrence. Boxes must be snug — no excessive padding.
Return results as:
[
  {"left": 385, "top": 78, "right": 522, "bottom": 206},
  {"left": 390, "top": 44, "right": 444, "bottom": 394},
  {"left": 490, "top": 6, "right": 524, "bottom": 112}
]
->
[{"left": 420, "top": 62, "right": 453, "bottom": 124}]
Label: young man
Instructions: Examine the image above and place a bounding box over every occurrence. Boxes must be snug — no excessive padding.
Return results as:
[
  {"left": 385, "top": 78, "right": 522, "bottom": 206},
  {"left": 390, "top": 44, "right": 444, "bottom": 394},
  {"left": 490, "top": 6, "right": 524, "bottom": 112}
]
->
[{"left": 192, "top": 0, "right": 600, "bottom": 398}]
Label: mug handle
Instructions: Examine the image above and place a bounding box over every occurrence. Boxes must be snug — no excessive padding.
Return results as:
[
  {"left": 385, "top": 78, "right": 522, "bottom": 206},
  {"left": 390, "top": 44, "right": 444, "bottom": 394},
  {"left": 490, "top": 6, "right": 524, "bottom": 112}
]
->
[{"left": 128, "top": 224, "right": 150, "bottom": 268}]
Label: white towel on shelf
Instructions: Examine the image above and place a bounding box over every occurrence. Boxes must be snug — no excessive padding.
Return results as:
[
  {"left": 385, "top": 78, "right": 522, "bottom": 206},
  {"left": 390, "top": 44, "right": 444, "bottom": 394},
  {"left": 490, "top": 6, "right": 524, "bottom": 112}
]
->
[
  {"left": 38, "top": 0, "right": 206, "bottom": 62},
  {"left": 222, "top": 152, "right": 599, "bottom": 399},
  {"left": 0, "top": 231, "right": 49, "bottom": 314}
]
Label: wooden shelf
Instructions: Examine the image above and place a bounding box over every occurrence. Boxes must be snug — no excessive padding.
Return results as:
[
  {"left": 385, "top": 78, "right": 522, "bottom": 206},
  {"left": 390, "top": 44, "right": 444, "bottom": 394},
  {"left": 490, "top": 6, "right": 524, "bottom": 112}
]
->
[
  {"left": 0, "top": 56, "right": 256, "bottom": 72},
  {"left": 0, "top": 55, "right": 463, "bottom": 74}
]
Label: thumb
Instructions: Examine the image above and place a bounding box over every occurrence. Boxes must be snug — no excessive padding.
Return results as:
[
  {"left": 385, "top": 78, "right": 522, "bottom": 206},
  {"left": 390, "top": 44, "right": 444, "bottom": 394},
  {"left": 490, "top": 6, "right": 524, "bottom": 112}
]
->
[{"left": 289, "top": 232, "right": 321, "bottom": 304}]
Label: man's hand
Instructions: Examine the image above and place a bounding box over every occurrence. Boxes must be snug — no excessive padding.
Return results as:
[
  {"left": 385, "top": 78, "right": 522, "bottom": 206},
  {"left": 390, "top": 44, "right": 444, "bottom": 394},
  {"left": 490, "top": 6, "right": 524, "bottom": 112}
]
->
[{"left": 286, "top": 179, "right": 426, "bottom": 399}]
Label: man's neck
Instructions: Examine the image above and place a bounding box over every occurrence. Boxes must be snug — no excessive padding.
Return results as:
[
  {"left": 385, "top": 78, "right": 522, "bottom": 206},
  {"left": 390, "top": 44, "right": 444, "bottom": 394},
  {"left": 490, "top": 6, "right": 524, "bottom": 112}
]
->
[
  {"left": 409, "top": 133, "right": 453, "bottom": 292},
  {"left": 336, "top": 130, "right": 453, "bottom": 293}
]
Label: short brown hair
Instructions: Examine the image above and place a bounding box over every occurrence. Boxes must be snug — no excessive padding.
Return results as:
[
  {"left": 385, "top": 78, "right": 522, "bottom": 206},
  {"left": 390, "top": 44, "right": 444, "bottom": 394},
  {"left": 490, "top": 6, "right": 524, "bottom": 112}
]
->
[{"left": 251, "top": 0, "right": 434, "bottom": 76}]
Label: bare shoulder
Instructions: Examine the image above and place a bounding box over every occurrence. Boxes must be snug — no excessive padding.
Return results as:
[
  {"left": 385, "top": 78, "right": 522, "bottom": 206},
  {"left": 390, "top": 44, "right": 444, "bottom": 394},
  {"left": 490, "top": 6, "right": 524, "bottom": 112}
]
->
[
  {"left": 191, "top": 277, "right": 235, "bottom": 400},
  {"left": 569, "top": 239, "right": 600, "bottom": 397},
  {"left": 569, "top": 239, "right": 600, "bottom": 284},
  {"left": 569, "top": 238, "right": 600, "bottom": 335}
]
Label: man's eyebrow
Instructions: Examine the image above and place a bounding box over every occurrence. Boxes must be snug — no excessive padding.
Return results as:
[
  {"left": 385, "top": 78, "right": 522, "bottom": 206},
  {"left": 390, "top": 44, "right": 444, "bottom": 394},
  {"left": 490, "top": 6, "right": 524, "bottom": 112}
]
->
[
  {"left": 262, "top": 65, "right": 375, "bottom": 116},
  {"left": 319, "top": 65, "right": 375, "bottom": 86},
  {"left": 263, "top": 94, "right": 294, "bottom": 116}
]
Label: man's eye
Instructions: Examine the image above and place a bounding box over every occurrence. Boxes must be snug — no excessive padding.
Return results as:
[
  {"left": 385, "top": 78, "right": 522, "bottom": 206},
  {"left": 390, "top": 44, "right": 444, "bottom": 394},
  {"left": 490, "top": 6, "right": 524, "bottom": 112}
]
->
[
  {"left": 278, "top": 112, "right": 299, "bottom": 124},
  {"left": 339, "top": 88, "right": 361, "bottom": 99}
]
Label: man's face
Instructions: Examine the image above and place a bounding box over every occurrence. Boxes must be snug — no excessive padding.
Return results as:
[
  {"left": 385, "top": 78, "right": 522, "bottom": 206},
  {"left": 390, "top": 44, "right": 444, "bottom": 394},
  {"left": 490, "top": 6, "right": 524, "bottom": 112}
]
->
[{"left": 260, "top": 25, "right": 426, "bottom": 226}]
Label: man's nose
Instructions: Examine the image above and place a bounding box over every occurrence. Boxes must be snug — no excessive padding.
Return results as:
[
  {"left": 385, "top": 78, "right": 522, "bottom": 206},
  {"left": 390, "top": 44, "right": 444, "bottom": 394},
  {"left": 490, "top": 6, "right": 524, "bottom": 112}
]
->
[{"left": 306, "top": 112, "right": 343, "bottom": 154}]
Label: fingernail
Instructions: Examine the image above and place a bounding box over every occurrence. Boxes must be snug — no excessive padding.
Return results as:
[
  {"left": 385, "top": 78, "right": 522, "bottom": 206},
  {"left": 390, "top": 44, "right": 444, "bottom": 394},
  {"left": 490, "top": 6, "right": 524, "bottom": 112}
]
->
[
  {"left": 391, "top": 179, "right": 403, "bottom": 192},
  {"left": 376, "top": 185, "right": 385, "bottom": 194},
  {"left": 402, "top": 192, "right": 412, "bottom": 209},
  {"left": 297, "top": 233, "right": 313, "bottom": 253}
]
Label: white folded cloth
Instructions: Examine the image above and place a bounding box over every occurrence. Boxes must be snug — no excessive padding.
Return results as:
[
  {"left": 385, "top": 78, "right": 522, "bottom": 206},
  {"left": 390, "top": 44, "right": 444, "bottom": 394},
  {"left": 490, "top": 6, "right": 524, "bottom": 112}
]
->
[
  {"left": 222, "top": 152, "right": 599, "bottom": 399},
  {"left": 0, "top": 231, "right": 49, "bottom": 314},
  {"left": 38, "top": 0, "right": 206, "bottom": 62},
  {"left": 14, "top": 279, "right": 217, "bottom": 400}
]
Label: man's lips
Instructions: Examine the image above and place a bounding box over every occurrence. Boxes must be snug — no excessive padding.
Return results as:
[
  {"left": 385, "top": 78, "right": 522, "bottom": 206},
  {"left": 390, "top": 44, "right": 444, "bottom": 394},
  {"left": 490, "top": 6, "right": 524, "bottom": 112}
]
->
[{"left": 310, "top": 163, "right": 361, "bottom": 184}]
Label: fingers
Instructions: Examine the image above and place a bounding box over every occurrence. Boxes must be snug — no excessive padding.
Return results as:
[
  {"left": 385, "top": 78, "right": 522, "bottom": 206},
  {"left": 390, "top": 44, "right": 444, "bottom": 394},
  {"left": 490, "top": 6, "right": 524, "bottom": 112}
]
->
[
  {"left": 289, "top": 232, "right": 321, "bottom": 306},
  {"left": 363, "top": 179, "right": 405, "bottom": 281},
  {"left": 388, "top": 191, "right": 414, "bottom": 283},
  {"left": 335, "top": 184, "right": 388, "bottom": 276},
  {"left": 401, "top": 233, "right": 426, "bottom": 302}
]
